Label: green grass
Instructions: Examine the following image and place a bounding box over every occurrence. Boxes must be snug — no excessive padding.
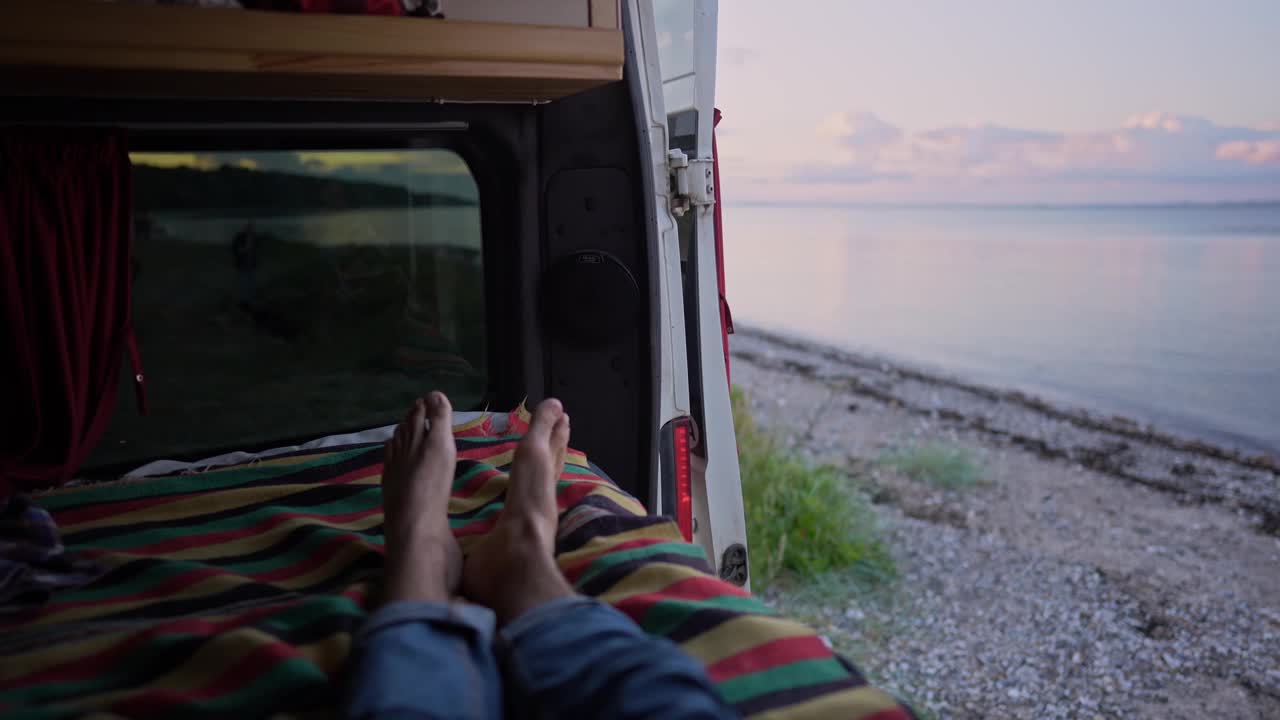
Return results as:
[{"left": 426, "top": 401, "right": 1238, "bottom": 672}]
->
[
  {"left": 731, "top": 391, "right": 936, "bottom": 714},
  {"left": 732, "top": 386, "right": 895, "bottom": 590},
  {"left": 879, "top": 443, "right": 982, "bottom": 490}
]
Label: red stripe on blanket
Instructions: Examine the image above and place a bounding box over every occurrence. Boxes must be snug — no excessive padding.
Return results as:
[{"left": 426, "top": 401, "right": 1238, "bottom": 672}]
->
[
  {"left": 504, "top": 408, "right": 531, "bottom": 435},
  {"left": 1, "top": 601, "right": 300, "bottom": 689},
  {"left": 613, "top": 575, "right": 750, "bottom": 622},
  {"left": 451, "top": 466, "right": 602, "bottom": 516},
  {"left": 54, "top": 493, "right": 195, "bottom": 528},
  {"left": 554, "top": 481, "right": 599, "bottom": 512},
  {"left": 458, "top": 442, "right": 518, "bottom": 462},
  {"left": 53, "top": 463, "right": 381, "bottom": 527},
  {"left": 251, "top": 532, "right": 376, "bottom": 583},
  {"left": 41, "top": 532, "right": 374, "bottom": 618},
  {"left": 37, "top": 566, "right": 229, "bottom": 615},
  {"left": 451, "top": 467, "right": 506, "bottom": 499},
  {"left": 107, "top": 634, "right": 302, "bottom": 717},
  {"left": 8, "top": 561, "right": 373, "bottom": 691},
  {"left": 558, "top": 470, "right": 604, "bottom": 486},
  {"left": 704, "top": 635, "right": 833, "bottom": 682},
  {"left": 340, "top": 584, "right": 369, "bottom": 605},
  {"left": 559, "top": 537, "right": 670, "bottom": 583},
  {"left": 127, "top": 506, "right": 384, "bottom": 557}
]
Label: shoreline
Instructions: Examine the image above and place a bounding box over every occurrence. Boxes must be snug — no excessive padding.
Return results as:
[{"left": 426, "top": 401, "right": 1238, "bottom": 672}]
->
[
  {"left": 734, "top": 325, "right": 1278, "bottom": 466},
  {"left": 730, "top": 326, "right": 1279, "bottom": 536},
  {"left": 730, "top": 327, "right": 1280, "bottom": 718}
]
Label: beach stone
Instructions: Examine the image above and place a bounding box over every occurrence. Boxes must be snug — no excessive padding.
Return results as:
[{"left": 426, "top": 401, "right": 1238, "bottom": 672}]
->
[{"left": 731, "top": 329, "right": 1280, "bottom": 720}]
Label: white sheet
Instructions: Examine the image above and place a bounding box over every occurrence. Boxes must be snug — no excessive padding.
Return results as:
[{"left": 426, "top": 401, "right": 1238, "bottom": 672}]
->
[{"left": 123, "top": 411, "right": 501, "bottom": 479}]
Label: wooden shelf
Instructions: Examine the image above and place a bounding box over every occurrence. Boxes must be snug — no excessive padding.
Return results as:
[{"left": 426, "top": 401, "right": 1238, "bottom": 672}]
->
[{"left": 0, "top": 0, "right": 624, "bottom": 102}]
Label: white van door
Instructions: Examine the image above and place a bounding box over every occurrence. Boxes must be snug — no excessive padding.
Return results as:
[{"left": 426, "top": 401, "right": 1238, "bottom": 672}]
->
[{"left": 638, "top": 0, "right": 749, "bottom": 586}]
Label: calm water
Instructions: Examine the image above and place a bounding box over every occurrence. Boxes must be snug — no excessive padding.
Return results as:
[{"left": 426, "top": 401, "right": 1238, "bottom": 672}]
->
[{"left": 722, "top": 204, "right": 1280, "bottom": 455}]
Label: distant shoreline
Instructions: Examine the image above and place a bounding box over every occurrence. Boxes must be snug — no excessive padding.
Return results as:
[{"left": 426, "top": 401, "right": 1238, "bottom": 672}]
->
[
  {"left": 133, "top": 163, "right": 476, "bottom": 214},
  {"left": 731, "top": 327, "right": 1280, "bottom": 540}
]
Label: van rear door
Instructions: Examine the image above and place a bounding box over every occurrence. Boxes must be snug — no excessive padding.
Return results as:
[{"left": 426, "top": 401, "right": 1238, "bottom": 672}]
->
[{"left": 645, "top": 0, "right": 749, "bottom": 586}]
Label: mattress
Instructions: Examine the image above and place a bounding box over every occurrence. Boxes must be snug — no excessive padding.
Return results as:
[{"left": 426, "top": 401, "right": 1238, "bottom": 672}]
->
[{"left": 2, "top": 407, "right": 912, "bottom": 719}]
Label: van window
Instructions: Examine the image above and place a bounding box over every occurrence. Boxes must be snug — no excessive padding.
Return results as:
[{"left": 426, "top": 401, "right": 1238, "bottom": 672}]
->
[
  {"left": 88, "top": 148, "right": 485, "bottom": 470},
  {"left": 654, "top": 0, "right": 698, "bottom": 115}
]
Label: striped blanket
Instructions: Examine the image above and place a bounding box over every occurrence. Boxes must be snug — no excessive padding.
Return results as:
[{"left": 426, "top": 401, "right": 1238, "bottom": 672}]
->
[{"left": 1, "top": 408, "right": 912, "bottom": 719}]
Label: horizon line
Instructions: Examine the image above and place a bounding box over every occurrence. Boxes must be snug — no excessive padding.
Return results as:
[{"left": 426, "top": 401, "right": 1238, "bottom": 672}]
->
[{"left": 726, "top": 199, "right": 1280, "bottom": 211}]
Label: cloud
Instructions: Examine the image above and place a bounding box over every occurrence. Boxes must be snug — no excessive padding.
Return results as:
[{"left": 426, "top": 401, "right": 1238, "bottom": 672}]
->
[
  {"left": 1122, "top": 111, "right": 1207, "bottom": 132},
  {"left": 792, "top": 165, "right": 909, "bottom": 185},
  {"left": 789, "top": 111, "right": 1280, "bottom": 198},
  {"left": 1216, "top": 140, "right": 1280, "bottom": 166},
  {"left": 795, "top": 112, "right": 904, "bottom": 183},
  {"left": 817, "top": 111, "right": 902, "bottom": 146}
]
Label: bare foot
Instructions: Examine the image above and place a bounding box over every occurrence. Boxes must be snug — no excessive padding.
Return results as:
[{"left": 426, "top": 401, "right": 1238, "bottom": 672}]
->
[
  {"left": 462, "top": 398, "right": 574, "bottom": 624},
  {"left": 381, "top": 392, "right": 462, "bottom": 604}
]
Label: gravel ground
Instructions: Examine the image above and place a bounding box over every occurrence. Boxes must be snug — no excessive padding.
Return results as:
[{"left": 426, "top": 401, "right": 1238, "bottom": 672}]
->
[{"left": 731, "top": 328, "right": 1280, "bottom": 720}]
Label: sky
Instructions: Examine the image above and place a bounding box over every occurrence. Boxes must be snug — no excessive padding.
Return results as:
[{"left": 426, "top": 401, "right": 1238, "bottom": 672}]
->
[{"left": 712, "top": 0, "right": 1280, "bottom": 205}]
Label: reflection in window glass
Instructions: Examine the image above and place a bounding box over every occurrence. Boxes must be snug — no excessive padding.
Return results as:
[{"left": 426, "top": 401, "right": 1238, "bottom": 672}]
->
[
  {"left": 89, "top": 148, "right": 485, "bottom": 468},
  {"left": 654, "top": 0, "right": 698, "bottom": 113}
]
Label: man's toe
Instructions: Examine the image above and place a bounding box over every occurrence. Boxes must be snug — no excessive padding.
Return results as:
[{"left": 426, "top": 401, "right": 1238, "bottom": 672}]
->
[
  {"left": 424, "top": 392, "right": 455, "bottom": 450},
  {"left": 526, "top": 398, "right": 564, "bottom": 442}
]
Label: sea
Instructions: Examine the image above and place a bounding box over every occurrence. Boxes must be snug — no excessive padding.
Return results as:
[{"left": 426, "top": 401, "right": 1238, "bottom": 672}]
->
[
  {"left": 721, "top": 203, "right": 1280, "bottom": 456},
  {"left": 149, "top": 203, "right": 1280, "bottom": 455}
]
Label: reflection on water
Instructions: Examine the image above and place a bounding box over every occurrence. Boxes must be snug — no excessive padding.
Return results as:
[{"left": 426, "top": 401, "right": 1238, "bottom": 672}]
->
[{"left": 722, "top": 204, "right": 1280, "bottom": 454}]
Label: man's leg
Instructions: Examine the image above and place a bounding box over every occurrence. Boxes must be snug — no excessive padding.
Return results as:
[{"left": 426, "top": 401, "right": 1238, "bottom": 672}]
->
[
  {"left": 464, "top": 400, "right": 738, "bottom": 720},
  {"left": 346, "top": 393, "right": 502, "bottom": 720}
]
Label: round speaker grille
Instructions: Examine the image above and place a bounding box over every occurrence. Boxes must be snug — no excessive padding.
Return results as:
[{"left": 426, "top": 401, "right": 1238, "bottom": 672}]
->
[{"left": 541, "top": 250, "right": 639, "bottom": 347}]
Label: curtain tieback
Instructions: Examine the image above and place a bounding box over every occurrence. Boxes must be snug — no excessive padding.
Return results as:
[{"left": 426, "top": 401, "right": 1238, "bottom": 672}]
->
[{"left": 126, "top": 326, "right": 147, "bottom": 415}]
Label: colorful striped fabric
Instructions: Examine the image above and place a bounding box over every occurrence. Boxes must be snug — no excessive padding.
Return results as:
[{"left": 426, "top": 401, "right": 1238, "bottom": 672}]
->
[{"left": 1, "top": 408, "right": 913, "bottom": 719}]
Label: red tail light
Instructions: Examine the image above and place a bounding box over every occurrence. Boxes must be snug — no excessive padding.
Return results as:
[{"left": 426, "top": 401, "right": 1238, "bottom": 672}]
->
[{"left": 673, "top": 418, "right": 694, "bottom": 541}]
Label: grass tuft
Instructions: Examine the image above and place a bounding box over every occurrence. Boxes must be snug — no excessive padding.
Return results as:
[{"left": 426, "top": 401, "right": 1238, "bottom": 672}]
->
[
  {"left": 879, "top": 443, "right": 982, "bottom": 490},
  {"left": 732, "top": 386, "right": 895, "bottom": 590}
]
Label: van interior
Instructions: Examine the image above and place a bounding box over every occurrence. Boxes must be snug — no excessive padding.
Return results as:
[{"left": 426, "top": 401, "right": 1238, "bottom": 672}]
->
[{"left": 0, "top": 2, "right": 912, "bottom": 718}]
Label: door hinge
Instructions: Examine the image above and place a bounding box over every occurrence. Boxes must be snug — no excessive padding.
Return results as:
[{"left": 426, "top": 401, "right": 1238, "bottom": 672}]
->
[{"left": 667, "top": 149, "right": 714, "bottom": 217}]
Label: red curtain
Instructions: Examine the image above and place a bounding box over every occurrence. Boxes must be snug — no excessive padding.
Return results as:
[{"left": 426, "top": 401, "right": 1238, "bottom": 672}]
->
[{"left": 0, "top": 129, "right": 135, "bottom": 496}]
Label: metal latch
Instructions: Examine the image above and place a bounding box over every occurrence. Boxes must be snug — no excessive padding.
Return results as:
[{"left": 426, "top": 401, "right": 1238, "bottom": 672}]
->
[{"left": 667, "top": 149, "right": 714, "bottom": 217}]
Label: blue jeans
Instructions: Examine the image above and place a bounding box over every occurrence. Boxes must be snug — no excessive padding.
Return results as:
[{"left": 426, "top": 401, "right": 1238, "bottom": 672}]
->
[{"left": 345, "top": 596, "right": 739, "bottom": 720}]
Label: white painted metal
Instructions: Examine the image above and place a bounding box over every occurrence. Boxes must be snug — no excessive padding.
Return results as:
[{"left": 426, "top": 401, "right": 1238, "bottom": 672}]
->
[
  {"left": 666, "top": 149, "right": 714, "bottom": 217},
  {"left": 645, "top": 0, "right": 748, "bottom": 584},
  {"left": 627, "top": 0, "right": 691, "bottom": 523}
]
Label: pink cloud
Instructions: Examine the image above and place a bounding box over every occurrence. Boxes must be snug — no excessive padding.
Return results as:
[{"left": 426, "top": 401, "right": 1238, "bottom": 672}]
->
[
  {"left": 791, "top": 112, "right": 1280, "bottom": 196},
  {"left": 1216, "top": 140, "right": 1280, "bottom": 166},
  {"left": 1122, "top": 111, "right": 1212, "bottom": 133}
]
